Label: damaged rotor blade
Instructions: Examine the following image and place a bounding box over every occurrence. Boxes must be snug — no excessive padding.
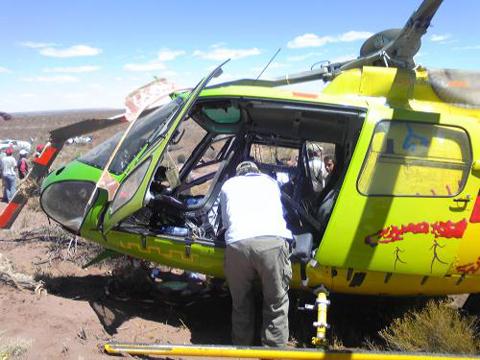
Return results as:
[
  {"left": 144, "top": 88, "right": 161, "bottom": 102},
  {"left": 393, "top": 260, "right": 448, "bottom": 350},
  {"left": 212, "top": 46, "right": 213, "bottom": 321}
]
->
[
  {"left": 124, "top": 78, "right": 178, "bottom": 122},
  {"left": 342, "top": 0, "right": 443, "bottom": 71},
  {"left": 383, "top": 0, "right": 443, "bottom": 68}
]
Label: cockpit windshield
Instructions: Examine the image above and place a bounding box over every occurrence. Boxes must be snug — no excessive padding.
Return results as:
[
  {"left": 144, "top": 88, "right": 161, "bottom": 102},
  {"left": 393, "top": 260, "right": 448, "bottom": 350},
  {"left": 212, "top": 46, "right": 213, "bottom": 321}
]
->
[
  {"left": 78, "top": 97, "right": 183, "bottom": 174},
  {"left": 78, "top": 131, "right": 122, "bottom": 170}
]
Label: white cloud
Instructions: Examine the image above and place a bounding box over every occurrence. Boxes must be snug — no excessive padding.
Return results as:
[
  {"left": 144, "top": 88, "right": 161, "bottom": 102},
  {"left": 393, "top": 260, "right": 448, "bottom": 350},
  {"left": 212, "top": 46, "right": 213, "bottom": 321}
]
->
[
  {"left": 39, "top": 45, "right": 102, "bottom": 58},
  {"left": 20, "top": 41, "right": 57, "bottom": 49},
  {"left": 338, "top": 31, "right": 372, "bottom": 42},
  {"left": 430, "top": 34, "right": 451, "bottom": 42},
  {"left": 88, "top": 83, "right": 103, "bottom": 89},
  {"left": 211, "top": 42, "right": 227, "bottom": 48},
  {"left": 21, "top": 75, "right": 79, "bottom": 83},
  {"left": 157, "top": 49, "right": 186, "bottom": 61},
  {"left": 0, "top": 66, "right": 11, "bottom": 73},
  {"left": 160, "top": 70, "right": 177, "bottom": 77},
  {"left": 193, "top": 46, "right": 261, "bottom": 60},
  {"left": 20, "top": 93, "right": 36, "bottom": 98},
  {"left": 123, "top": 62, "right": 166, "bottom": 72},
  {"left": 43, "top": 65, "right": 100, "bottom": 73},
  {"left": 287, "top": 31, "right": 372, "bottom": 49},
  {"left": 288, "top": 34, "right": 332, "bottom": 48}
]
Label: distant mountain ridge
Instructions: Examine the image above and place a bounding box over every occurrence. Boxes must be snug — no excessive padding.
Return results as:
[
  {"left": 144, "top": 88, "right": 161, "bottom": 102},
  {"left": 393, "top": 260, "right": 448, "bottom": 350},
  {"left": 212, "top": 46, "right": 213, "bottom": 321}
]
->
[{"left": 11, "top": 108, "right": 122, "bottom": 118}]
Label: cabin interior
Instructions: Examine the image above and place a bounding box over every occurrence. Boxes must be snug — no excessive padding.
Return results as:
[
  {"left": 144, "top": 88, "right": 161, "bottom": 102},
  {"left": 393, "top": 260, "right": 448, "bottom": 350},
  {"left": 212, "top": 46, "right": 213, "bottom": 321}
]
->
[{"left": 119, "top": 98, "right": 366, "bottom": 250}]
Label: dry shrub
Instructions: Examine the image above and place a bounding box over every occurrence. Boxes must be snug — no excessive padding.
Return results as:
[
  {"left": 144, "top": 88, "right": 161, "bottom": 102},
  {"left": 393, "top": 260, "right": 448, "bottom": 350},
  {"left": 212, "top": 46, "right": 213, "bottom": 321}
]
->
[
  {"left": 26, "top": 196, "right": 41, "bottom": 213},
  {"left": 16, "top": 225, "right": 104, "bottom": 267},
  {"left": 0, "top": 253, "right": 44, "bottom": 292},
  {"left": 0, "top": 332, "right": 31, "bottom": 359},
  {"left": 378, "top": 299, "right": 479, "bottom": 354}
]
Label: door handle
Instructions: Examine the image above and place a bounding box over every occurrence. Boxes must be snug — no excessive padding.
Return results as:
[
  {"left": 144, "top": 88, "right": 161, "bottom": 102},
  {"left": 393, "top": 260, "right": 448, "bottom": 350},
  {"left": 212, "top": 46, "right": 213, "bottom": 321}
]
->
[
  {"left": 450, "top": 195, "right": 471, "bottom": 211},
  {"left": 453, "top": 195, "right": 471, "bottom": 204}
]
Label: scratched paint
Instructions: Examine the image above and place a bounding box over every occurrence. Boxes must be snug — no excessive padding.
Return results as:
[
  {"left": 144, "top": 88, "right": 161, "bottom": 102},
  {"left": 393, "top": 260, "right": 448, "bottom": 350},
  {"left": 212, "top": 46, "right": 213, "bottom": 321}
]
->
[
  {"left": 456, "top": 257, "right": 480, "bottom": 274},
  {"left": 365, "top": 218, "right": 467, "bottom": 247}
]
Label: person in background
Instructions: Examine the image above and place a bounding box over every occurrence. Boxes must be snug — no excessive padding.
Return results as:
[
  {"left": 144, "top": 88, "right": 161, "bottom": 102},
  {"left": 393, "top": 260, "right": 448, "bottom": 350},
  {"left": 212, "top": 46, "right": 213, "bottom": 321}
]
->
[
  {"left": 307, "top": 145, "right": 327, "bottom": 193},
  {"left": 34, "top": 144, "right": 44, "bottom": 158},
  {"left": 17, "top": 149, "right": 29, "bottom": 179},
  {"left": 220, "top": 161, "right": 292, "bottom": 347},
  {"left": 1, "top": 147, "right": 17, "bottom": 202},
  {"left": 323, "top": 156, "right": 335, "bottom": 184}
]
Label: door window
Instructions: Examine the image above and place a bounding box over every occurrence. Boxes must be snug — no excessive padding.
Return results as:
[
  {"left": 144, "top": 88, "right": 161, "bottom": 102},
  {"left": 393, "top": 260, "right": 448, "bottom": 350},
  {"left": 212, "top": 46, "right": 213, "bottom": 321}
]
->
[{"left": 358, "top": 121, "right": 472, "bottom": 197}]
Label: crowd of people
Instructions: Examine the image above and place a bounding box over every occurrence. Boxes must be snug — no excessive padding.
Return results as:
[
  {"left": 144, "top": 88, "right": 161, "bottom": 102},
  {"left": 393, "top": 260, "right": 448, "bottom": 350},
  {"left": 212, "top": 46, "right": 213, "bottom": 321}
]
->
[{"left": 0, "top": 144, "right": 43, "bottom": 203}]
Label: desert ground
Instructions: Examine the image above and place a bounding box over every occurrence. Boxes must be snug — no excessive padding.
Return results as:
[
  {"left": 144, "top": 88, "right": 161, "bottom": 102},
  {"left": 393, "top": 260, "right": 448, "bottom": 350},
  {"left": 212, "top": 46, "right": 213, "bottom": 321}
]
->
[{"left": 0, "top": 110, "right": 477, "bottom": 359}]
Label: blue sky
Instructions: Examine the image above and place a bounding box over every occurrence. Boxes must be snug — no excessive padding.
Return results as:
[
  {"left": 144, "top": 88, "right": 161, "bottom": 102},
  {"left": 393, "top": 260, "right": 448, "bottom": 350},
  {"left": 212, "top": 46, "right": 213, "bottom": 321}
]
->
[{"left": 0, "top": 0, "right": 479, "bottom": 112}]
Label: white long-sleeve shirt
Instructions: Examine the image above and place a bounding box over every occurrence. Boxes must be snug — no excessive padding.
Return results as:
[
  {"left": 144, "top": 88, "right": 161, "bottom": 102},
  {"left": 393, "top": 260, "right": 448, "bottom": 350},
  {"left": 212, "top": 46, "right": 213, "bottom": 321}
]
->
[
  {"left": 220, "top": 173, "right": 292, "bottom": 245},
  {"left": 1, "top": 156, "right": 16, "bottom": 177}
]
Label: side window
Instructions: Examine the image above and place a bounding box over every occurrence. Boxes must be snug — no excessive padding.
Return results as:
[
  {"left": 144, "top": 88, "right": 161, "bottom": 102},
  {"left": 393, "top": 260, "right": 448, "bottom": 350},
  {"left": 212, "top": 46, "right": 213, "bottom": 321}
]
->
[
  {"left": 358, "top": 121, "right": 471, "bottom": 197},
  {"left": 169, "top": 117, "right": 207, "bottom": 171},
  {"left": 152, "top": 117, "right": 207, "bottom": 192},
  {"left": 184, "top": 135, "right": 233, "bottom": 196},
  {"left": 250, "top": 144, "right": 298, "bottom": 166}
]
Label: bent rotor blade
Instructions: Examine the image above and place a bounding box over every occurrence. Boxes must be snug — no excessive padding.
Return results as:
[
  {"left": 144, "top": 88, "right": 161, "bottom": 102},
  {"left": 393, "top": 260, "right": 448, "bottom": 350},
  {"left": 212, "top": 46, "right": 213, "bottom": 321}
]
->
[
  {"left": 0, "top": 115, "right": 127, "bottom": 229},
  {"left": 384, "top": 0, "right": 443, "bottom": 68},
  {"left": 340, "top": 0, "right": 443, "bottom": 71}
]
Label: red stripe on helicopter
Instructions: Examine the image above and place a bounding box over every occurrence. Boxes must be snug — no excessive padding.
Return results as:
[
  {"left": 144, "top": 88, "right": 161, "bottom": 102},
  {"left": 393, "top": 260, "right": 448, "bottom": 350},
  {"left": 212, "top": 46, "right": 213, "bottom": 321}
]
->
[
  {"left": 34, "top": 146, "right": 58, "bottom": 166},
  {"left": 292, "top": 91, "right": 318, "bottom": 99},
  {"left": 448, "top": 80, "right": 468, "bottom": 88},
  {"left": 0, "top": 202, "right": 20, "bottom": 228},
  {"left": 470, "top": 193, "right": 480, "bottom": 223},
  {"left": 365, "top": 219, "right": 468, "bottom": 247}
]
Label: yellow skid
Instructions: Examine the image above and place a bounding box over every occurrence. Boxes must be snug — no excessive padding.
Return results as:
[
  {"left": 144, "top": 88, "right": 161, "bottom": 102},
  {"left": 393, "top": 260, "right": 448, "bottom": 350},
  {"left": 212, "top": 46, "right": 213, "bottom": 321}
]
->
[{"left": 104, "top": 342, "right": 480, "bottom": 360}]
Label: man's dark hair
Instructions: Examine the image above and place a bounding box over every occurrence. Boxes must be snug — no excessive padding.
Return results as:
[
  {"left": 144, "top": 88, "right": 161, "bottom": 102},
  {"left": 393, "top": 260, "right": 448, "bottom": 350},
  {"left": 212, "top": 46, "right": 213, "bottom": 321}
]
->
[{"left": 324, "top": 155, "right": 335, "bottom": 163}]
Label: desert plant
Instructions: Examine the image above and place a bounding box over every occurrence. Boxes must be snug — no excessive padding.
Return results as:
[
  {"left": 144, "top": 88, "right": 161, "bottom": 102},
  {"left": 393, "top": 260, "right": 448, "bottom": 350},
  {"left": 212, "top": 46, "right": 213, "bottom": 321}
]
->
[
  {"left": 0, "top": 332, "right": 30, "bottom": 359},
  {"left": 25, "top": 195, "right": 41, "bottom": 213},
  {"left": 378, "top": 299, "right": 479, "bottom": 354}
]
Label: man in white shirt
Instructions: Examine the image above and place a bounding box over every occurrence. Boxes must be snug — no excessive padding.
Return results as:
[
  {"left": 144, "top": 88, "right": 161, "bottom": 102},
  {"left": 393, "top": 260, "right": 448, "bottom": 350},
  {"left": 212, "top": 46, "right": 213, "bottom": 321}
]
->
[
  {"left": 1, "top": 147, "right": 17, "bottom": 202},
  {"left": 220, "top": 161, "right": 292, "bottom": 347}
]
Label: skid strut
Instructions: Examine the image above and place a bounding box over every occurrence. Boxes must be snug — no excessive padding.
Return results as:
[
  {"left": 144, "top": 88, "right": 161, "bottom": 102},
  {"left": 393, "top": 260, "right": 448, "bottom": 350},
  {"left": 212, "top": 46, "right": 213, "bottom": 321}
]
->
[
  {"left": 299, "top": 285, "right": 330, "bottom": 346},
  {"left": 104, "top": 342, "right": 480, "bottom": 359},
  {"left": 312, "top": 285, "right": 330, "bottom": 346}
]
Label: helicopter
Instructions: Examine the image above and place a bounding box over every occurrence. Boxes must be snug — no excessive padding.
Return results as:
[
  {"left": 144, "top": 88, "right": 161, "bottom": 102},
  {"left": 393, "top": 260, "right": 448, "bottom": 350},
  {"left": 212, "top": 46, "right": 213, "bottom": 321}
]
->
[{"left": 2, "top": 0, "right": 480, "bottom": 308}]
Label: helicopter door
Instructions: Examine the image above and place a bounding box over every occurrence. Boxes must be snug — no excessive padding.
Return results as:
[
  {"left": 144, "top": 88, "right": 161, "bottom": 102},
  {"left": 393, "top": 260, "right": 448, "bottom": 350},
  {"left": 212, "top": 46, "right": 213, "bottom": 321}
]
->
[
  {"left": 99, "top": 62, "right": 228, "bottom": 234},
  {"left": 316, "top": 110, "right": 479, "bottom": 277}
]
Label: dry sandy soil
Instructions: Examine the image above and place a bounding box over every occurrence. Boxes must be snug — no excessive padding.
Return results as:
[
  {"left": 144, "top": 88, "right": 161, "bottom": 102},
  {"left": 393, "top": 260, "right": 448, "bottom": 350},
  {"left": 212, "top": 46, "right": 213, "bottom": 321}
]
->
[{"left": 0, "top": 202, "right": 234, "bottom": 360}]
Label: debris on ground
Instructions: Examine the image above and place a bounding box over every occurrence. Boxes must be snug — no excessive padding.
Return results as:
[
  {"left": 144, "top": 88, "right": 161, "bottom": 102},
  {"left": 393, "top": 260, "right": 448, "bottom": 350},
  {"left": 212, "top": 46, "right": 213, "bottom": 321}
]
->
[{"left": 0, "top": 253, "right": 45, "bottom": 294}]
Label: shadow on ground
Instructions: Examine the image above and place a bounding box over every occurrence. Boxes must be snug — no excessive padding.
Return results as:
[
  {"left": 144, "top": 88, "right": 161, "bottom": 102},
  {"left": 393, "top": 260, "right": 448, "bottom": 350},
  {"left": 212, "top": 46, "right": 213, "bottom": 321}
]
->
[
  {"left": 36, "top": 271, "right": 233, "bottom": 345},
  {"left": 36, "top": 271, "right": 441, "bottom": 349}
]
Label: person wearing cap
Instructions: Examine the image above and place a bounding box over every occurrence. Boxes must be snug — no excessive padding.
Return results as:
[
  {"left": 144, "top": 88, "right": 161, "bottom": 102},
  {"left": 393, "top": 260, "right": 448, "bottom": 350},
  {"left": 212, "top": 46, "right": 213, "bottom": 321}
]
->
[
  {"left": 220, "top": 161, "right": 292, "bottom": 347},
  {"left": 17, "top": 149, "right": 29, "bottom": 179},
  {"left": 1, "top": 147, "right": 17, "bottom": 202},
  {"left": 34, "top": 144, "right": 44, "bottom": 158}
]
